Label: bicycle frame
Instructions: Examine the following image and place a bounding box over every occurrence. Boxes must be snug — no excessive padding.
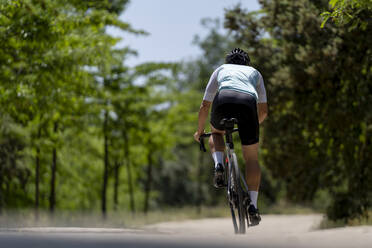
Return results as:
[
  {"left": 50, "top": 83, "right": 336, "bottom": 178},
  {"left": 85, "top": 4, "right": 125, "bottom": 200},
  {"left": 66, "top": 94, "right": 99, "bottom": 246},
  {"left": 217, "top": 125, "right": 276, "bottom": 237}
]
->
[
  {"left": 224, "top": 128, "right": 250, "bottom": 194},
  {"left": 200, "top": 127, "right": 250, "bottom": 195},
  {"left": 199, "top": 118, "right": 251, "bottom": 234}
]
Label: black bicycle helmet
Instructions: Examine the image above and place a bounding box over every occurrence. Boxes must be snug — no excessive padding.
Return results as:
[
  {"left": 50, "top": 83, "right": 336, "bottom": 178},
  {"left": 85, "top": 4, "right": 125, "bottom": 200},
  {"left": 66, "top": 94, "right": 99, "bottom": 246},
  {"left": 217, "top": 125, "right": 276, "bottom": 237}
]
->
[{"left": 225, "top": 48, "right": 250, "bottom": 66}]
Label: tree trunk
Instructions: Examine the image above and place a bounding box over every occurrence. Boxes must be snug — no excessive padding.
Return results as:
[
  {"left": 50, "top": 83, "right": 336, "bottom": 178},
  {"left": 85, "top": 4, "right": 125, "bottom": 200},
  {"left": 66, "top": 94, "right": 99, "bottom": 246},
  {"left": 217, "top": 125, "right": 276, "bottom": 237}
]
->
[
  {"left": 49, "top": 121, "right": 58, "bottom": 213},
  {"left": 35, "top": 125, "right": 42, "bottom": 218},
  {"left": 123, "top": 130, "right": 135, "bottom": 213},
  {"left": 144, "top": 150, "right": 153, "bottom": 214},
  {"left": 101, "top": 110, "right": 109, "bottom": 218},
  {"left": 113, "top": 160, "right": 120, "bottom": 211}
]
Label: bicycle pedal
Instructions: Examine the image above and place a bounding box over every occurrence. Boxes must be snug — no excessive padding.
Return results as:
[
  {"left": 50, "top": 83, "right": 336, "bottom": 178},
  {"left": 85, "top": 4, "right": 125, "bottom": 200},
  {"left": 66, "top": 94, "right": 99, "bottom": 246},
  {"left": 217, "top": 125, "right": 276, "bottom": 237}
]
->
[
  {"left": 249, "top": 217, "right": 261, "bottom": 226},
  {"left": 214, "top": 178, "right": 226, "bottom": 188},
  {"left": 248, "top": 213, "right": 261, "bottom": 226}
]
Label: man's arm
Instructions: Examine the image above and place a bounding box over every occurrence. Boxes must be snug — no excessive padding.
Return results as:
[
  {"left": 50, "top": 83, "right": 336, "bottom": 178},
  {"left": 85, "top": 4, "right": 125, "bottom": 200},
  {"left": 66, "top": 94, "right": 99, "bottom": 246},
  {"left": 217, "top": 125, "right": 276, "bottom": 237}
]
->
[
  {"left": 194, "top": 100, "right": 211, "bottom": 142},
  {"left": 194, "top": 67, "right": 219, "bottom": 142},
  {"left": 257, "top": 103, "right": 268, "bottom": 124},
  {"left": 256, "top": 71, "right": 268, "bottom": 124}
]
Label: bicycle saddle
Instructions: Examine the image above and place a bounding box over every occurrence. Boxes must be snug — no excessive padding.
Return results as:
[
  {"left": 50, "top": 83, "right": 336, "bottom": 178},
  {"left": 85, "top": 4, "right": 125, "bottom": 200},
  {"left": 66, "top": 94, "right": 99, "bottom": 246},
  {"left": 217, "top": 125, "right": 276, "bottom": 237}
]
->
[{"left": 220, "top": 118, "right": 238, "bottom": 129}]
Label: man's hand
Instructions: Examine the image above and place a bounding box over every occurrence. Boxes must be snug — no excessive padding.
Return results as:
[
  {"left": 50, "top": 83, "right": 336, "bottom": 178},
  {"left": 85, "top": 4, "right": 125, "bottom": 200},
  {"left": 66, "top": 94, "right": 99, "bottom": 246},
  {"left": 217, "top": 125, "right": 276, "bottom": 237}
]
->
[{"left": 194, "top": 131, "right": 204, "bottom": 143}]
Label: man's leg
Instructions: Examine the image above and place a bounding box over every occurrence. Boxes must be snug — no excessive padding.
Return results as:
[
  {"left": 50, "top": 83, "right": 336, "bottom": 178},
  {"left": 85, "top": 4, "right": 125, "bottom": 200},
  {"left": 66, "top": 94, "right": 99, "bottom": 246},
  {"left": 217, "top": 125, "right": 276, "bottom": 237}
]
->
[
  {"left": 209, "top": 125, "right": 225, "bottom": 158},
  {"left": 242, "top": 143, "right": 261, "bottom": 207},
  {"left": 242, "top": 142, "right": 261, "bottom": 224},
  {"left": 209, "top": 126, "right": 225, "bottom": 187}
]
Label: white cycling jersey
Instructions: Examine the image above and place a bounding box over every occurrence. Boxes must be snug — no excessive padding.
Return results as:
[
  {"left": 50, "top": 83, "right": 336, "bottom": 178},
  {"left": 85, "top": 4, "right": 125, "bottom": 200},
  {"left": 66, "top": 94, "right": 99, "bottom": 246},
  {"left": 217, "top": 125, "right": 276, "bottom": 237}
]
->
[{"left": 203, "top": 64, "right": 267, "bottom": 103}]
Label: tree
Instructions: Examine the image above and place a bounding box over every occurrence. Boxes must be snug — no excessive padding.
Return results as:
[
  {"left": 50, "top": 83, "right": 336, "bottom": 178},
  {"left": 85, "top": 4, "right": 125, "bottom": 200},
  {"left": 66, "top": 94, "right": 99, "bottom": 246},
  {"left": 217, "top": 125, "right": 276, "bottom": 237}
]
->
[
  {"left": 225, "top": 0, "right": 372, "bottom": 221},
  {"left": 0, "top": 115, "right": 30, "bottom": 212},
  {"left": 0, "top": 0, "right": 141, "bottom": 214}
]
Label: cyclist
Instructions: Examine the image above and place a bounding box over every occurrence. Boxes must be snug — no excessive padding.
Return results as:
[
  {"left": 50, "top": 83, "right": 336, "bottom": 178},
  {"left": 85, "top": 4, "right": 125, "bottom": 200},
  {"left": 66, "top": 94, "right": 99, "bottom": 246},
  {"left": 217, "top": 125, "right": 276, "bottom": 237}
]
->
[{"left": 194, "top": 48, "right": 268, "bottom": 225}]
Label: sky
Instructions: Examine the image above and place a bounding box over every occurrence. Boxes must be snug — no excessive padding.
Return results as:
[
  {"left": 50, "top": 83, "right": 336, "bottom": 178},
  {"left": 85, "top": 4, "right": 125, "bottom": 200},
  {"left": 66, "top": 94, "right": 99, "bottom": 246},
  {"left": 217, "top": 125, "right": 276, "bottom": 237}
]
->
[{"left": 107, "top": 0, "right": 260, "bottom": 66}]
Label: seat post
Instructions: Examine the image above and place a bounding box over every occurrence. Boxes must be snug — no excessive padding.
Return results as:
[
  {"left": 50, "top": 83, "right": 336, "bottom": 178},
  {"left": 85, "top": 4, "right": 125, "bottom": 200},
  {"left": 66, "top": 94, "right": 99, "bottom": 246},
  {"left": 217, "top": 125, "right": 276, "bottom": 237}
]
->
[
  {"left": 225, "top": 130, "right": 234, "bottom": 149},
  {"left": 220, "top": 118, "right": 237, "bottom": 150}
]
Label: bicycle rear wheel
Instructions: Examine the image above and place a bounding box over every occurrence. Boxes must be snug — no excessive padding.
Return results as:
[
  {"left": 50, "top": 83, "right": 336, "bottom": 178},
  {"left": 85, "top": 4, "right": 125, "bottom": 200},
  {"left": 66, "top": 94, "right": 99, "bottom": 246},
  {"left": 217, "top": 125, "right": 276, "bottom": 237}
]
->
[
  {"left": 229, "top": 202, "right": 239, "bottom": 233},
  {"left": 228, "top": 153, "right": 246, "bottom": 234}
]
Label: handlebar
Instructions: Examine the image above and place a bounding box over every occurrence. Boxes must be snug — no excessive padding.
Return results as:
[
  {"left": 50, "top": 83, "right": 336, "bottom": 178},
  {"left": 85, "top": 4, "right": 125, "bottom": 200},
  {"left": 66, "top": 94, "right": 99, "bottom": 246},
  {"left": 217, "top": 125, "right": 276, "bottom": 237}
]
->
[
  {"left": 198, "top": 128, "right": 239, "bottom": 152},
  {"left": 199, "top": 133, "right": 212, "bottom": 152}
]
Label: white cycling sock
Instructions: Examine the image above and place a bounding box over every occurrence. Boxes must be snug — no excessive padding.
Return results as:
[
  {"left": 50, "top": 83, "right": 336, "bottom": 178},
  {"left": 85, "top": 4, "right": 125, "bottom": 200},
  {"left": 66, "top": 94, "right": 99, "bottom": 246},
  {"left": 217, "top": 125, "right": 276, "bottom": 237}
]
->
[
  {"left": 212, "top": 151, "right": 224, "bottom": 168},
  {"left": 249, "top": 191, "right": 258, "bottom": 208}
]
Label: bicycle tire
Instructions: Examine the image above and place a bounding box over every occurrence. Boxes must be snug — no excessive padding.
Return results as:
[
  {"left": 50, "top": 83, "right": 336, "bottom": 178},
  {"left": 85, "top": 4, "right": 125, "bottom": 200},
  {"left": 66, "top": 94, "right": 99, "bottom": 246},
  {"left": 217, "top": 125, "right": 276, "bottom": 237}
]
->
[
  {"left": 230, "top": 202, "right": 239, "bottom": 233},
  {"left": 229, "top": 153, "right": 246, "bottom": 234},
  {"left": 233, "top": 153, "right": 246, "bottom": 234},
  {"left": 225, "top": 159, "right": 238, "bottom": 234}
]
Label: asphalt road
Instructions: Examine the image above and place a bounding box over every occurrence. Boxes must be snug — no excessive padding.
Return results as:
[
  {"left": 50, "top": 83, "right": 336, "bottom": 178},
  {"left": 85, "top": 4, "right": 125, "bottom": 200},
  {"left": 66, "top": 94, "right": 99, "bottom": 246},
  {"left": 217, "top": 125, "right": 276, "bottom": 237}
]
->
[{"left": 1, "top": 215, "right": 371, "bottom": 248}]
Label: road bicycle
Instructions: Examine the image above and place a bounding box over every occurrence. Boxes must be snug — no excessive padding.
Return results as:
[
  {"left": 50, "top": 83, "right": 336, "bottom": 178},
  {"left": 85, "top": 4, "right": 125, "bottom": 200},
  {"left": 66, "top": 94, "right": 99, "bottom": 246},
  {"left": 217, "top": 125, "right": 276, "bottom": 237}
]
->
[{"left": 199, "top": 118, "right": 252, "bottom": 234}]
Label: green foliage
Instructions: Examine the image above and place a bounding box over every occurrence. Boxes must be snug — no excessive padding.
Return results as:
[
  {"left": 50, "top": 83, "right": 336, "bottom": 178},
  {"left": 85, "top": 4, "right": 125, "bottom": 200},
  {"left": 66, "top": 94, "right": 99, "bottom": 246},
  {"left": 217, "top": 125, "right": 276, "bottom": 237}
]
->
[
  {"left": 2, "top": 0, "right": 370, "bottom": 224},
  {"left": 0, "top": 0, "right": 200, "bottom": 214},
  {"left": 225, "top": 0, "right": 372, "bottom": 221},
  {"left": 0, "top": 0, "right": 143, "bottom": 212},
  {"left": 0, "top": 115, "right": 31, "bottom": 210},
  {"left": 321, "top": 0, "right": 372, "bottom": 29}
]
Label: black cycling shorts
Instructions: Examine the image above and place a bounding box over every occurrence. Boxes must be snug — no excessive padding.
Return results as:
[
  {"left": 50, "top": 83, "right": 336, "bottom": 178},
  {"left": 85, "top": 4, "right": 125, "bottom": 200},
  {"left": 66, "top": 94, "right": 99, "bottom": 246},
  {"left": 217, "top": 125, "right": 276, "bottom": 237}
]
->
[{"left": 210, "top": 90, "right": 259, "bottom": 145}]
